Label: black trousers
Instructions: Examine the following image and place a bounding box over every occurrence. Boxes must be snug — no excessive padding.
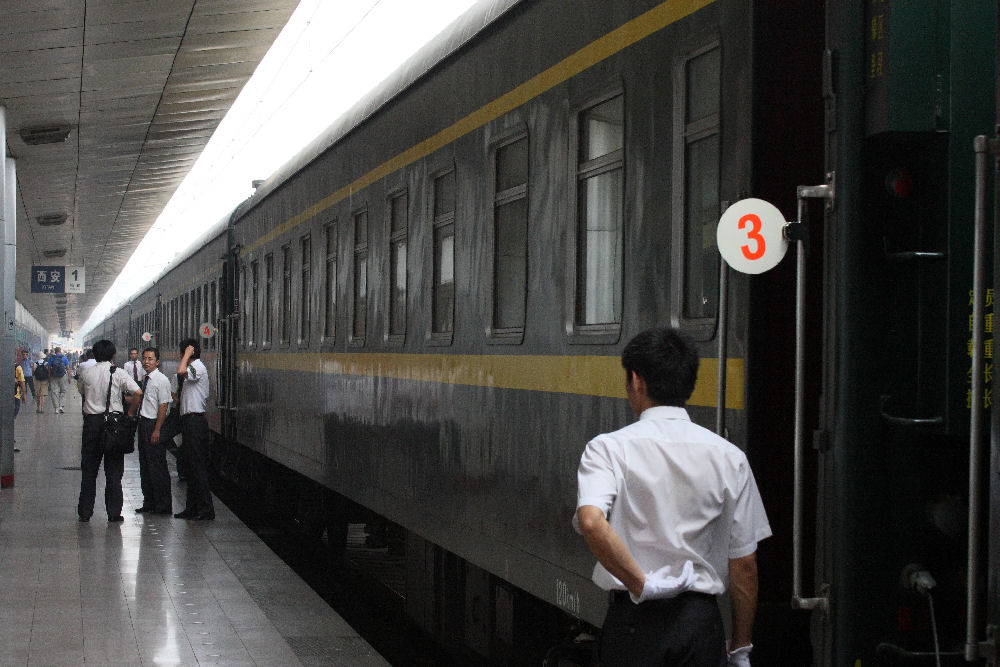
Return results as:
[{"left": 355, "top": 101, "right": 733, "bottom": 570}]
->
[
  {"left": 180, "top": 413, "right": 213, "bottom": 517},
  {"left": 78, "top": 414, "right": 125, "bottom": 520},
  {"left": 137, "top": 416, "right": 172, "bottom": 513},
  {"left": 600, "top": 591, "right": 727, "bottom": 667}
]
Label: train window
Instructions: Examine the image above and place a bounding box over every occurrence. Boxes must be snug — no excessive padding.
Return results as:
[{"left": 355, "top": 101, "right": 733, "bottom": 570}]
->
[
  {"left": 431, "top": 169, "right": 455, "bottom": 339},
  {"left": 299, "top": 235, "right": 311, "bottom": 346},
  {"left": 572, "top": 93, "right": 624, "bottom": 332},
  {"left": 388, "top": 192, "right": 407, "bottom": 341},
  {"left": 264, "top": 254, "right": 274, "bottom": 347},
  {"left": 672, "top": 43, "right": 721, "bottom": 333},
  {"left": 209, "top": 281, "right": 217, "bottom": 351},
  {"left": 240, "top": 265, "right": 248, "bottom": 345},
  {"left": 490, "top": 134, "right": 528, "bottom": 340},
  {"left": 351, "top": 209, "right": 368, "bottom": 345},
  {"left": 280, "top": 244, "right": 292, "bottom": 345},
  {"left": 324, "top": 223, "right": 337, "bottom": 341},
  {"left": 249, "top": 260, "right": 259, "bottom": 347}
]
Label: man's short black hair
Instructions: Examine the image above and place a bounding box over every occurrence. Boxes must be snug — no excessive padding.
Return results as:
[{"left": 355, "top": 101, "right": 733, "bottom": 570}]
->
[
  {"left": 129, "top": 348, "right": 139, "bottom": 354},
  {"left": 621, "top": 327, "right": 699, "bottom": 407},
  {"left": 93, "top": 340, "right": 116, "bottom": 363},
  {"left": 142, "top": 347, "right": 160, "bottom": 360},
  {"left": 179, "top": 338, "right": 201, "bottom": 359}
]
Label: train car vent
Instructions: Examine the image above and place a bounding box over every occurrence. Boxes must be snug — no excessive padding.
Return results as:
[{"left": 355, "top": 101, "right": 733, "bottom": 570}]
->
[
  {"left": 42, "top": 249, "right": 67, "bottom": 259},
  {"left": 36, "top": 213, "right": 68, "bottom": 227},
  {"left": 19, "top": 125, "right": 72, "bottom": 145}
]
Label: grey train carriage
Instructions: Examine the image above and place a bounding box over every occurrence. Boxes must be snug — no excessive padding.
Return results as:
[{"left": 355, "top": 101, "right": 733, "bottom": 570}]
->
[{"left": 85, "top": 1, "right": 1000, "bottom": 664}]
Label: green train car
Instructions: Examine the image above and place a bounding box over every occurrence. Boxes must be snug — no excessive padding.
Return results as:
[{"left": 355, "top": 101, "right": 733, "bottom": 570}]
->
[{"left": 87, "top": 1, "right": 998, "bottom": 664}]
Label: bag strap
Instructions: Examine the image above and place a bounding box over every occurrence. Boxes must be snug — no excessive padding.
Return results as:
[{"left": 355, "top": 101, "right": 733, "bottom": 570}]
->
[{"left": 104, "top": 365, "right": 116, "bottom": 416}]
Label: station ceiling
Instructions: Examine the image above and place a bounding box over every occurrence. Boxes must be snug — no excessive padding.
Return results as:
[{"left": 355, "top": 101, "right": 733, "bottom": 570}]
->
[{"left": 1, "top": 0, "right": 299, "bottom": 340}]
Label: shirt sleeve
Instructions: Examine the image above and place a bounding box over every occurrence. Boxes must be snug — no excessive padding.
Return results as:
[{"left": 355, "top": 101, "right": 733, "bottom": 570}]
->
[
  {"left": 573, "top": 436, "right": 619, "bottom": 534},
  {"left": 186, "top": 361, "right": 204, "bottom": 382},
  {"left": 117, "top": 369, "right": 141, "bottom": 395},
  {"left": 728, "top": 458, "right": 773, "bottom": 559}
]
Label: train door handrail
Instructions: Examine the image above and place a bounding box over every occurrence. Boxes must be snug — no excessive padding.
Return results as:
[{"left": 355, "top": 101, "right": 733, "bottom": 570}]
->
[
  {"left": 789, "top": 180, "right": 833, "bottom": 613},
  {"left": 968, "top": 134, "right": 998, "bottom": 664}
]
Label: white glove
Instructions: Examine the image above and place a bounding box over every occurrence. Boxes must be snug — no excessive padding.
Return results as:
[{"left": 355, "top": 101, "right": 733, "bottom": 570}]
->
[
  {"left": 728, "top": 643, "right": 752, "bottom": 667},
  {"left": 630, "top": 560, "right": 695, "bottom": 603}
]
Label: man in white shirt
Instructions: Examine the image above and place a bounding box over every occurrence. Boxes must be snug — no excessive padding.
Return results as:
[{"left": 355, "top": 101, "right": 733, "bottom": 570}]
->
[
  {"left": 122, "top": 348, "right": 146, "bottom": 384},
  {"left": 135, "top": 347, "right": 173, "bottom": 515},
  {"left": 77, "top": 340, "right": 142, "bottom": 522},
  {"left": 575, "top": 328, "right": 771, "bottom": 667},
  {"left": 173, "top": 338, "right": 214, "bottom": 521}
]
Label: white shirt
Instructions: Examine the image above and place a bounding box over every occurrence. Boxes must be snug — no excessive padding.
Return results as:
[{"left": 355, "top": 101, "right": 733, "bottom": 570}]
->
[
  {"left": 79, "top": 361, "right": 141, "bottom": 415},
  {"left": 139, "top": 368, "right": 172, "bottom": 420},
  {"left": 179, "top": 358, "right": 209, "bottom": 415},
  {"left": 575, "top": 406, "right": 771, "bottom": 595},
  {"left": 122, "top": 359, "right": 146, "bottom": 384}
]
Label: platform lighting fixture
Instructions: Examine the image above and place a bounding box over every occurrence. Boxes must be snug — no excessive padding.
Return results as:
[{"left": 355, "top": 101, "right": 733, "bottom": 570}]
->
[
  {"left": 19, "top": 125, "right": 71, "bottom": 145},
  {"left": 42, "top": 249, "right": 67, "bottom": 258},
  {"left": 36, "top": 213, "right": 68, "bottom": 226}
]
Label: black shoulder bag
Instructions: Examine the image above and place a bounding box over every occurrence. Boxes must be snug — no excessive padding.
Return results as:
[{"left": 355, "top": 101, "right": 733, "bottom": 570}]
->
[{"left": 103, "top": 365, "right": 137, "bottom": 454}]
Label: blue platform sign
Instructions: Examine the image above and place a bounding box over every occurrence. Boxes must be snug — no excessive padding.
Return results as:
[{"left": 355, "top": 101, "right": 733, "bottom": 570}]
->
[{"left": 31, "top": 265, "right": 85, "bottom": 293}]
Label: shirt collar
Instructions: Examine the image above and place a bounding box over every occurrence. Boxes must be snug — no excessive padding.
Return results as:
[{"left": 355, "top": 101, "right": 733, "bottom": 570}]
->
[{"left": 638, "top": 405, "right": 690, "bottom": 422}]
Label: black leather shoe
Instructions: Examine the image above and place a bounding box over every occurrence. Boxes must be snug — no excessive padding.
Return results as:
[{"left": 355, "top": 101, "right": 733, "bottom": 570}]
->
[
  {"left": 108, "top": 516, "right": 124, "bottom": 522},
  {"left": 174, "top": 510, "right": 195, "bottom": 519},
  {"left": 135, "top": 507, "right": 151, "bottom": 513}
]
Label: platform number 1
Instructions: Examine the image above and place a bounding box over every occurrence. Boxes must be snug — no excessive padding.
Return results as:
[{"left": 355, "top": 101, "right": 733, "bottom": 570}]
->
[{"left": 717, "top": 199, "right": 789, "bottom": 275}]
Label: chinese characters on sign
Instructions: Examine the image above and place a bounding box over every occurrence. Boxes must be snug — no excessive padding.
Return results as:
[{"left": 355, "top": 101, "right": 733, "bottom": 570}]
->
[
  {"left": 968, "top": 288, "right": 993, "bottom": 409},
  {"left": 869, "top": 0, "right": 886, "bottom": 80},
  {"left": 30, "top": 265, "right": 85, "bottom": 294}
]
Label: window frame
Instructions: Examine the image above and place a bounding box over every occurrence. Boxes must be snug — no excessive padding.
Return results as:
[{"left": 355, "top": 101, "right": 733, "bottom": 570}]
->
[
  {"left": 263, "top": 253, "right": 274, "bottom": 348},
  {"left": 427, "top": 165, "right": 456, "bottom": 346},
  {"left": 280, "top": 243, "right": 292, "bottom": 347},
  {"left": 565, "top": 86, "right": 626, "bottom": 346},
  {"left": 486, "top": 127, "right": 529, "bottom": 345},
  {"left": 299, "top": 234, "right": 312, "bottom": 347},
  {"left": 349, "top": 206, "right": 369, "bottom": 348},
  {"left": 385, "top": 188, "right": 408, "bottom": 346},
  {"left": 322, "top": 221, "right": 338, "bottom": 346},
  {"left": 670, "top": 39, "right": 722, "bottom": 341}
]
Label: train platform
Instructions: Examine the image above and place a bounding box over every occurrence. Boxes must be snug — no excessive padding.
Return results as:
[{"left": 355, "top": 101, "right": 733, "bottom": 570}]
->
[{"left": 0, "top": 387, "right": 389, "bottom": 666}]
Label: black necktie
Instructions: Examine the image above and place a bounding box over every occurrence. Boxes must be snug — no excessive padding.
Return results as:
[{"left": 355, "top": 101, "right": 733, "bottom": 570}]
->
[{"left": 133, "top": 363, "right": 138, "bottom": 382}]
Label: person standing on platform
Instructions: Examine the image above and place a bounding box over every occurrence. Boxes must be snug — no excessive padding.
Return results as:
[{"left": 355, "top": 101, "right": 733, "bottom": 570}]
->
[
  {"left": 19, "top": 348, "right": 34, "bottom": 402},
  {"left": 77, "top": 339, "right": 142, "bottom": 522},
  {"left": 14, "top": 353, "right": 26, "bottom": 419},
  {"left": 33, "top": 352, "right": 49, "bottom": 413},
  {"left": 173, "top": 338, "right": 214, "bottom": 521},
  {"left": 135, "top": 347, "right": 173, "bottom": 515},
  {"left": 574, "top": 328, "right": 772, "bottom": 667},
  {"left": 46, "top": 346, "right": 70, "bottom": 414},
  {"left": 122, "top": 348, "right": 145, "bottom": 385}
]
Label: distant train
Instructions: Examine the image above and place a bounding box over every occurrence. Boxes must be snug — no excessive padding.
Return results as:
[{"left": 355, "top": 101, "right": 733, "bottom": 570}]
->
[{"left": 85, "top": 1, "right": 999, "bottom": 664}]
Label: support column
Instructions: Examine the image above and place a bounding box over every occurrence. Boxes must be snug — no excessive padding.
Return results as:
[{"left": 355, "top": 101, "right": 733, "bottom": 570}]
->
[{"left": 0, "top": 107, "right": 15, "bottom": 488}]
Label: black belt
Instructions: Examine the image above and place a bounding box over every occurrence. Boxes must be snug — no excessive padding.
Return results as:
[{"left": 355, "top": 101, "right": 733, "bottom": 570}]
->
[
  {"left": 139, "top": 416, "right": 155, "bottom": 422},
  {"left": 611, "top": 590, "right": 714, "bottom": 605}
]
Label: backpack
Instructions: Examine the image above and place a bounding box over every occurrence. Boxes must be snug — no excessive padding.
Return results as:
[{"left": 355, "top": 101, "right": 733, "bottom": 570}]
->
[
  {"left": 34, "top": 361, "right": 49, "bottom": 381},
  {"left": 48, "top": 355, "right": 66, "bottom": 377}
]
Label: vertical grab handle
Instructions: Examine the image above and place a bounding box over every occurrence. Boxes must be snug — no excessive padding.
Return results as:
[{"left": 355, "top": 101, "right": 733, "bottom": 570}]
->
[
  {"left": 790, "top": 182, "right": 833, "bottom": 612},
  {"left": 965, "top": 135, "right": 993, "bottom": 662}
]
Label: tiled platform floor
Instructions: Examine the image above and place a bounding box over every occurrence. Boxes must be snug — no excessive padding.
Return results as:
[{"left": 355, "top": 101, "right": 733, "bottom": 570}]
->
[{"left": 0, "top": 387, "right": 388, "bottom": 666}]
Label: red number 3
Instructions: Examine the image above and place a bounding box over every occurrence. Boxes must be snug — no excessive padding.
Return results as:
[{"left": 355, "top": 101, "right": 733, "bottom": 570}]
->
[{"left": 739, "top": 213, "right": 766, "bottom": 260}]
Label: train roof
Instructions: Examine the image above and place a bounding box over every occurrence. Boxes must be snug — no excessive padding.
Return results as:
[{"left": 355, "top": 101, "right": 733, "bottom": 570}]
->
[{"left": 234, "top": 0, "right": 524, "bottom": 219}]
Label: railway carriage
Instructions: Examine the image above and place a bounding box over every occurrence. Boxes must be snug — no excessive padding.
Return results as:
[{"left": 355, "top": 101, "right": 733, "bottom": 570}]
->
[{"left": 85, "top": 1, "right": 999, "bottom": 664}]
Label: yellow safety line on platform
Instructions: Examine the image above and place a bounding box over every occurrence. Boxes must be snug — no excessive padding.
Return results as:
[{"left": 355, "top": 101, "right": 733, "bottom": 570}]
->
[
  {"left": 245, "top": 0, "right": 714, "bottom": 253},
  {"left": 239, "top": 351, "right": 744, "bottom": 408}
]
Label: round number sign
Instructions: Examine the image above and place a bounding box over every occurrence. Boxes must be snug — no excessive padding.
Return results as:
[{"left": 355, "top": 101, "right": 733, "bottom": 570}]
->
[
  {"left": 141, "top": 331, "right": 151, "bottom": 342},
  {"left": 200, "top": 322, "right": 217, "bottom": 339},
  {"left": 716, "top": 198, "right": 789, "bottom": 274}
]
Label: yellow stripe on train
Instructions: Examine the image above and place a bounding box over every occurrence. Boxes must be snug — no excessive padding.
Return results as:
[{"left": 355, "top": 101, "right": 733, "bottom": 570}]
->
[{"left": 238, "top": 352, "right": 744, "bottom": 409}]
